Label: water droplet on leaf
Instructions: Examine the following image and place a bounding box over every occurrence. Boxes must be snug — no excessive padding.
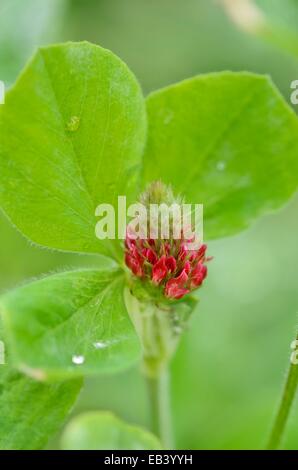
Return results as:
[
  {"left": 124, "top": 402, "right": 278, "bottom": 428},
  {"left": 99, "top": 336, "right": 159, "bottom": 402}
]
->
[
  {"left": 173, "top": 326, "right": 183, "bottom": 335},
  {"left": 72, "top": 355, "right": 85, "bottom": 365},
  {"left": 93, "top": 341, "right": 108, "bottom": 350}
]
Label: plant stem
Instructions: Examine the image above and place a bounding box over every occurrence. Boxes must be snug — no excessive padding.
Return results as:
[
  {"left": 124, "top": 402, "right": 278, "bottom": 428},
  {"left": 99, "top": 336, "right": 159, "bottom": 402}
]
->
[
  {"left": 146, "top": 369, "right": 174, "bottom": 449},
  {"left": 267, "top": 337, "right": 298, "bottom": 450}
]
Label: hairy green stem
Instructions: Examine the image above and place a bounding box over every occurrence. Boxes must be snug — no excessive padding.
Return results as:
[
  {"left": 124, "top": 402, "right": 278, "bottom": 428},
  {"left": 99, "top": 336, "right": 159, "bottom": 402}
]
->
[
  {"left": 124, "top": 289, "right": 188, "bottom": 450},
  {"left": 146, "top": 369, "right": 174, "bottom": 449},
  {"left": 267, "top": 336, "right": 298, "bottom": 450}
]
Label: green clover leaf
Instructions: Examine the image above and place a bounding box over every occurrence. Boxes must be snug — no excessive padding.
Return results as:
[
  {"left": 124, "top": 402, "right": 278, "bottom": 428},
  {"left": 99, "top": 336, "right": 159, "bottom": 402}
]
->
[
  {"left": 1, "top": 269, "right": 141, "bottom": 379},
  {"left": 0, "top": 320, "right": 82, "bottom": 449},
  {"left": 61, "top": 411, "right": 163, "bottom": 450}
]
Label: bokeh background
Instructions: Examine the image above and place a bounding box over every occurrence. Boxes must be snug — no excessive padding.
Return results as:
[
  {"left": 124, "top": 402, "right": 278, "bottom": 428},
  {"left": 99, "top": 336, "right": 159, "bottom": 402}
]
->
[{"left": 0, "top": 0, "right": 298, "bottom": 450}]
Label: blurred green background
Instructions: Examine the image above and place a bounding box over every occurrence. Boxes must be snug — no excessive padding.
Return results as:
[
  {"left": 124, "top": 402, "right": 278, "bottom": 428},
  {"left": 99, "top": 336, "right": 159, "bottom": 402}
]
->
[{"left": 0, "top": 0, "right": 298, "bottom": 450}]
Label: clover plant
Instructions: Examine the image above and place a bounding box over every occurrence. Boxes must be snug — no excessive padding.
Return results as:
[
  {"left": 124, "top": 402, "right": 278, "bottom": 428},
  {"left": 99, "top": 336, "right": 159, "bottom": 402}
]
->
[{"left": 0, "top": 42, "right": 298, "bottom": 450}]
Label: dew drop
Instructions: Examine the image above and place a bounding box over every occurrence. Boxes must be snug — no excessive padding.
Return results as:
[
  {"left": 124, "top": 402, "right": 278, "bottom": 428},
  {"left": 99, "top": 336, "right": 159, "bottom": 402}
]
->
[
  {"left": 72, "top": 355, "right": 85, "bottom": 365},
  {"left": 66, "top": 116, "right": 80, "bottom": 132},
  {"left": 93, "top": 341, "right": 108, "bottom": 350},
  {"left": 216, "top": 161, "right": 226, "bottom": 171},
  {"left": 173, "top": 326, "right": 183, "bottom": 335}
]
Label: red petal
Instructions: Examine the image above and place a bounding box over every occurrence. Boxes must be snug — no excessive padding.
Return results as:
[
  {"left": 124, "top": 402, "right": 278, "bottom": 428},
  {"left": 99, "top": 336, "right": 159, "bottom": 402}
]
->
[
  {"left": 183, "top": 261, "right": 191, "bottom": 275},
  {"left": 152, "top": 256, "right": 167, "bottom": 284},
  {"left": 144, "top": 248, "right": 158, "bottom": 265},
  {"left": 165, "top": 270, "right": 190, "bottom": 299},
  {"left": 125, "top": 253, "right": 143, "bottom": 277},
  {"left": 189, "top": 244, "right": 207, "bottom": 262},
  {"left": 178, "top": 244, "right": 188, "bottom": 261},
  {"left": 165, "top": 256, "right": 176, "bottom": 273},
  {"left": 191, "top": 263, "right": 207, "bottom": 288},
  {"left": 166, "top": 285, "right": 190, "bottom": 300},
  {"left": 125, "top": 236, "right": 136, "bottom": 250},
  {"left": 197, "top": 244, "right": 207, "bottom": 260}
]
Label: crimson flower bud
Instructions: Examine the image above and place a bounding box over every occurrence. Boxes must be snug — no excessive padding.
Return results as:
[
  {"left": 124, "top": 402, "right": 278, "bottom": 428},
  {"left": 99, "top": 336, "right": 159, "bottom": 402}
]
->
[{"left": 124, "top": 182, "right": 212, "bottom": 301}]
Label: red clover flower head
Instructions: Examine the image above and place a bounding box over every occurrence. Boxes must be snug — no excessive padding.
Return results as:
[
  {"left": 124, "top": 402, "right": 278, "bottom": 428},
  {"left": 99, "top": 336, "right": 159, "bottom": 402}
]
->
[{"left": 124, "top": 182, "right": 212, "bottom": 300}]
